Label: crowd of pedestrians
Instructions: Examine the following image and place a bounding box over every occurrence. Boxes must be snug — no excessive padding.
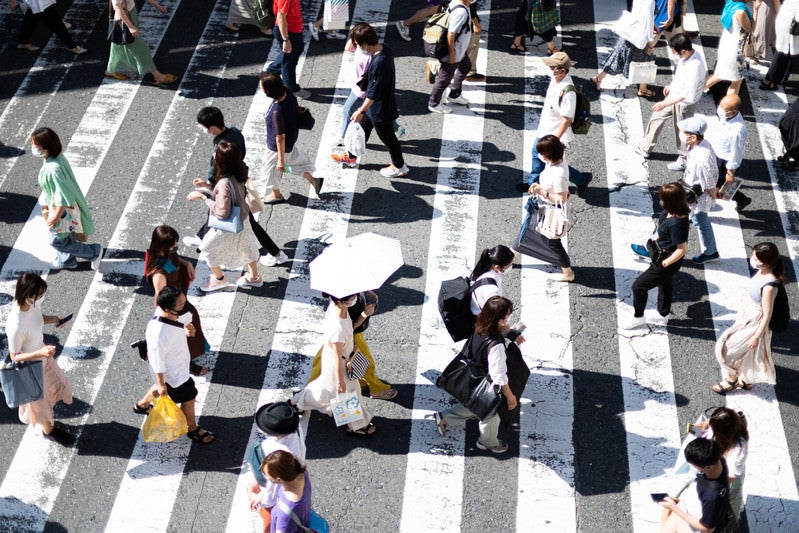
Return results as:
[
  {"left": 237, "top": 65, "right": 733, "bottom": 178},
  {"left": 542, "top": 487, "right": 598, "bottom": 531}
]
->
[{"left": 2, "top": 0, "right": 796, "bottom": 531}]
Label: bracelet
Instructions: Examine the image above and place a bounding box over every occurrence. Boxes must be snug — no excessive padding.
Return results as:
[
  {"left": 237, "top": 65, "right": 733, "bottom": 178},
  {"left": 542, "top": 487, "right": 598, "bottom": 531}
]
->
[{"left": 361, "top": 311, "right": 368, "bottom": 318}]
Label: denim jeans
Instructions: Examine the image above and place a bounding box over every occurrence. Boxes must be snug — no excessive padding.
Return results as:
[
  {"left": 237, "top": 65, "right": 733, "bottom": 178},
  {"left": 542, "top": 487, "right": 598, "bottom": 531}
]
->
[
  {"left": 528, "top": 137, "right": 586, "bottom": 188},
  {"left": 516, "top": 195, "right": 538, "bottom": 246},
  {"left": 691, "top": 211, "right": 717, "bottom": 256},
  {"left": 341, "top": 90, "right": 400, "bottom": 141},
  {"left": 49, "top": 231, "right": 98, "bottom": 267},
  {"left": 267, "top": 31, "right": 304, "bottom": 91}
]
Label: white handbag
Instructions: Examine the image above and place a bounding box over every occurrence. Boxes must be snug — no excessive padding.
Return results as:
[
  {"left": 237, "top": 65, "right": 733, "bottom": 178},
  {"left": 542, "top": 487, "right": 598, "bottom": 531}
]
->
[
  {"left": 626, "top": 61, "right": 657, "bottom": 84},
  {"left": 535, "top": 201, "right": 569, "bottom": 240}
]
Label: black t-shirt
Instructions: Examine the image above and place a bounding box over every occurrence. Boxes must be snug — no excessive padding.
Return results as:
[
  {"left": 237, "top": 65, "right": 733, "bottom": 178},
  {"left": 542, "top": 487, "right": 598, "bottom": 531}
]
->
[
  {"left": 365, "top": 45, "right": 399, "bottom": 124},
  {"left": 656, "top": 214, "right": 689, "bottom": 251},
  {"left": 348, "top": 293, "right": 370, "bottom": 334},
  {"left": 266, "top": 91, "right": 299, "bottom": 153},
  {"left": 695, "top": 459, "right": 730, "bottom": 531},
  {"left": 209, "top": 127, "right": 246, "bottom": 180}
]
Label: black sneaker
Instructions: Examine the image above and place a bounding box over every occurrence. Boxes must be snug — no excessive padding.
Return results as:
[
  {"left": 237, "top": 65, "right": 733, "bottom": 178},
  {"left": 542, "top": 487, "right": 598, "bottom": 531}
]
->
[
  {"left": 692, "top": 252, "right": 720, "bottom": 264},
  {"left": 735, "top": 196, "right": 752, "bottom": 213},
  {"left": 42, "top": 426, "right": 75, "bottom": 447}
]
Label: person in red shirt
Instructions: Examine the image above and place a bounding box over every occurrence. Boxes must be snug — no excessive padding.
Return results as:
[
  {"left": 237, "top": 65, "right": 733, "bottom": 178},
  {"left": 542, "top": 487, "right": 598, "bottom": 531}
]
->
[{"left": 266, "top": 0, "right": 310, "bottom": 98}]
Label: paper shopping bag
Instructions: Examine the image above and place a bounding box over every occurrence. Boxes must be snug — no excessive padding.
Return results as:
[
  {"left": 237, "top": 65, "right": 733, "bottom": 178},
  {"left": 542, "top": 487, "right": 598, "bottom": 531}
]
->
[{"left": 329, "top": 391, "right": 365, "bottom": 427}]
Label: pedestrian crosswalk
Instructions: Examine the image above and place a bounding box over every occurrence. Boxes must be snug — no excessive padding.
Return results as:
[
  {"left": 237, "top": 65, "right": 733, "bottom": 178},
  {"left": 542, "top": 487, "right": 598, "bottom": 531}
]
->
[{"left": 0, "top": 0, "right": 797, "bottom": 531}]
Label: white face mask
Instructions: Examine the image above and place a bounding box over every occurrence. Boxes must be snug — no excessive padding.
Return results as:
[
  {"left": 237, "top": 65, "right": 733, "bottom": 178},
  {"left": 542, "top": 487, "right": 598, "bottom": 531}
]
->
[
  {"left": 26, "top": 294, "right": 45, "bottom": 307},
  {"left": 176, "top": 310, "right": 192, "bottom": 325},
  {"left": 749, "top": 256, "right": 764, "bottom": 271},
  {"left": 31, "top": 146, "right": 45, "bottom": 158},
  {"left": 344, "top": 297, "right": 357, "bottom": 307},
  {"left": 537, "top": 153, "right": 549, "bottom": 164},
  {"left": 717, "top": 109, "right": 730, "bottom": 121},
  {"left": 678, "top": 132, "right": 688, "bottom": 144}
]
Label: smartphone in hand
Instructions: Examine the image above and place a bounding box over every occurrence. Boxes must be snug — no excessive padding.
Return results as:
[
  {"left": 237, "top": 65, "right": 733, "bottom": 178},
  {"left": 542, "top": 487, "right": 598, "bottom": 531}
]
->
[
  {"left": 650, "top": 493, "right": 669, "bottom": 503},
  {"left": 56, "top": 314, "right": 74, "bottom": 328}
]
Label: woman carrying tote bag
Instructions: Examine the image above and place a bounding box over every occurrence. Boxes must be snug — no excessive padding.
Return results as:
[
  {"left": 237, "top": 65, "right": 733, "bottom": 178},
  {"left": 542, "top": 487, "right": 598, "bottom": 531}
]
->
[{"left": 4, "top": 273, "right": 74, "bottom": 446}]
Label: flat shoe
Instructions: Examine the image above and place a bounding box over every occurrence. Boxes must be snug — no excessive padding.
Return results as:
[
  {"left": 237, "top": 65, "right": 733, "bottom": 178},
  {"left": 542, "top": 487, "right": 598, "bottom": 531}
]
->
[
  {"left": 155, "top": 74, "right": 178, "bottom": 85},
  {"left": 370, "top": 388, "right": 397, "bottom": 400},
  {"left": 105, "top": 72, "right": 128, "bottom": 80},
  {"left": 711, "top": 379, "right": 737, "bottom": 395},
  {"left": 187, "top": 426, "right": 215, "bottom": 444},
  {"left": 264, "top": 195, "right": 287, "bottom": 205},
  {"left": 189, "top": 362, "right": 208, "bottom": 376},
  {"left": 133, "top": 402, "right": 152, "bottom": 415},
  {"left": 637, "top": 89, "right": 656, "bottom": 98},
  {"left": 509, "top": 42, "right": 527, "bottom": 54},
  {"left": 224, "top": 23, "right": 240, "bottom": 32}
]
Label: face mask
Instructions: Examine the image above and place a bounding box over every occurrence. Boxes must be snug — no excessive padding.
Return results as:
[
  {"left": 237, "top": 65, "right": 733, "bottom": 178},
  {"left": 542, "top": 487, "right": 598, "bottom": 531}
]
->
[
  {"left": 176, "top": 311, "right": 192, "bottom": 325},
  {"left": 537, "top": 153, "right": 549, "bottom": 164},
  {"left": 345, "top": 297, "right": 357, "bottom": 307},
  {"left": 26, "top": 294, "right": 45, "bottom": 307},
  {"left": 749, "top": 256, "right": 764, "bottom": 270},
  {"left": 31, "top": 146, "right": 45, "bottom": 158},
  {"left": 678, "top": 132, "right": 687, "bottom": 144},
  {"left": 717, "top": 109, "right": 729, "bottom": 121}
]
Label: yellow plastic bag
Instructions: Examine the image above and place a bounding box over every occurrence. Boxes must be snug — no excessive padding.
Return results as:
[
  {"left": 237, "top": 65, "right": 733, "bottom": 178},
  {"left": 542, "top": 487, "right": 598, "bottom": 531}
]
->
[{"left": 142, "top": 395, "right": 188, "bottom": 443}]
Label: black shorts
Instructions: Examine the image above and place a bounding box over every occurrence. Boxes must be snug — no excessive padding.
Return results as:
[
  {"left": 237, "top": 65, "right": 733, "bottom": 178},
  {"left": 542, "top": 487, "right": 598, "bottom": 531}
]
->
[{"left": 166, "top": 378, "right": 197, "bottom": 404}]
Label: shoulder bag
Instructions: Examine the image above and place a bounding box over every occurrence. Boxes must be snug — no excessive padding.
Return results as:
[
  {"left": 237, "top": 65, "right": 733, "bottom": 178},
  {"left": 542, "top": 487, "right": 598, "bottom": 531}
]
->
[
  {"left": 536, "top": 200, "right": 568, "bottom": 239},
  {"left": 0, "top": 356, "right": 44, "bottom": 408},
  {"left": 297, "top": 106, "right": 315, "bottom": 130},
  {"left": 244, "top": 179, "right": 265, "bottom": 214},
  {"left": 436, "top": 335, "right": 504, "bottom": 420},
  {"left": 208, "top": 178, "right": 244, "bottom": 233},
  {"left": 107, "top": 1, "right": 135, "bottom": 45},
  {"left": 275, "top": 499, "right": 330, "bottom": 533}
]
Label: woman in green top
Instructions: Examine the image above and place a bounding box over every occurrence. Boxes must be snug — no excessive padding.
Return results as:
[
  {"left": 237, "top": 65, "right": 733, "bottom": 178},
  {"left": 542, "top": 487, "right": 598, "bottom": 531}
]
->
[
  {"left": 31, "top": 127, "right": 103, "bottom": 271},
  {"left": 105, "top": 0, "right": 177, "bottom": 84}
]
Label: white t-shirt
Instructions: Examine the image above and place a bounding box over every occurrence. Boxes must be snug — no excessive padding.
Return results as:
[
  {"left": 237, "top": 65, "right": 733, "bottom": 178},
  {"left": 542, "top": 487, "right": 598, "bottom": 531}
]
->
[
  {"left": 112, "top": 0, "right": 136, "bottom": 19},
  {"left": 537, "top": 75, "right": 577, "bottom": 145},
  {"left": 6, "top": 303, "right": 45, "bottom": 358},
  {"left": 146, "top": 310, "right": 191, "bottom": 387},
  {"left": 469, "top": 270, "right": 502, "bottom": 315},
  {"left": 23, "top": 0, "right": 57, "bottom": 14},
  {"left": 445, "top": 3, "right": 472, "bottom": 64},
  {"left": 538, "top": 161, "right": 570, "bottom": 200}
]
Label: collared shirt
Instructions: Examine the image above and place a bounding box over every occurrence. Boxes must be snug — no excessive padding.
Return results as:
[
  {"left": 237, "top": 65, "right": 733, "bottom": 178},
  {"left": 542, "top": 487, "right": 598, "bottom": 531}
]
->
[
  {"left": 487, "top": 343, "right": 509, "bottom": 387},
  {"left": 670, "top": 51, "right": 706, "bottom": 105},
  {"left": 146, "top": 310, "right": 191, "bottom": 387},
  {"left": 470, "top": 270, "right": 503, "bottom": 315},
  {"left": 537, "top": 74, "right": 576, "bottom": 145},
  {"left": 706, "top": 112, "right": 747, "bottom": 170},
  {"left": 683, "top": 139, "right": 718, "bottom": 214}
]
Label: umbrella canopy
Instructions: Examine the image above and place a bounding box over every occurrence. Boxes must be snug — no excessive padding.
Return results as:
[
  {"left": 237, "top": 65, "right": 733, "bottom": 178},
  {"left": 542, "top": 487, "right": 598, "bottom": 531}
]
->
[{"left": 309, "top": 233, "right": 403, "bottom": 298}]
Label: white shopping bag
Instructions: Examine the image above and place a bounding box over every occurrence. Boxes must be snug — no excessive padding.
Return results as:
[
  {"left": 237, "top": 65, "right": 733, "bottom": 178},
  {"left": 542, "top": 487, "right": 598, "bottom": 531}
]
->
[
  {"left": 329, "top": 391, "right": 365, "bottom": 427},
  {"left": 344, "top": 122, "right": 366, "bottom": 157},
  {"left": 626, "top": 62, "right": 657, "bottom": 85}
]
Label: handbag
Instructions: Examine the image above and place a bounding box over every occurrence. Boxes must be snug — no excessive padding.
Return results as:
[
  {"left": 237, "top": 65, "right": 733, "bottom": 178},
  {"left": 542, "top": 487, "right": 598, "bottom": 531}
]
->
[
  {"left": 296, "top": 106, "right": 315, "bottom": 130},
  {"left": 329, "top": 391, "right": 366, "bottom": 427},
  {"left": 244, "top": 179, "right": 265, "bottom": 214},
  {"left": 626, "top": 61, "right": 657, "bottom": 85},
  {"left": 535, "top": 201, "right": 568, "bottom": 240},
  {"left": 742, "top": 34, "right": 755, "bottom": 58},
  {"left": 0, "top": 356, "right": 44, "bottom": 408},
  {"left": 107, "top": 2, "right": 134, "bottom": 45},
  {"left": 249, "top": 0, "right": 276, "bottom": 29},
  {"left": 276, "top": 500, "right": 330, "bottom": 533},
  {"left": 678, "top": 180, "right": 703, "bottom": 204},
  {"left": 344, "top": 122, "right": 366, "bottom": 157},
  {"left": 41, "top": 204, "right": 84, "bottom": 234},
  {"left": 436, "top": 335, "right": 504, "bottom": 421},
  {"left": 614, "top": 10, "right": 649, "bottom": 50},
  {"left": 344, "top": 348, "right": 370, "bottom": 381},
  {"left": 207, "top": 178, "right": 244, "bottom": 233}
]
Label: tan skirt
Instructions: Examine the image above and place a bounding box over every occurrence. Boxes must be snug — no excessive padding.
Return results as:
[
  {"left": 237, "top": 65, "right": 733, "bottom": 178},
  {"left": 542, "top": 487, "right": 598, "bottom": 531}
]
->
[
  {"left": 715, "top": 296, "right": 777, "bottom": 385},
  {"left": 19, "top": 357, "right": 73, "bottom": 427}
]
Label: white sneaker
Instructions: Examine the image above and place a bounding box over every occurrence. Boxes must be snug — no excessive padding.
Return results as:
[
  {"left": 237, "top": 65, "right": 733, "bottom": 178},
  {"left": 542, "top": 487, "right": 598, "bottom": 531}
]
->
[
  {"left": 236, "top": 274, "right": 263, "bottom": 288},
  {"left": 428, "top": 103, "right": 452, "bottom": 114},
  {"left": 294, "top": 88, "right": 311, "bottom": 99},
  {"left": 380, "top": 164, "right": 410, "bottom": 177},
  {"left": 475, "top": 440, "right": 509, "bottom": 454},
  {"left": 259, "top": 251, "right": 290, "bottom": 266},
  {"left": 308, "top": 22, "right": 320, "bottom": 41},
  {"left": 395, "top": 21, "right": 411, "bottom": 41},
  {"left": 326, "top": 30, "right": 347, "bottom": 39},
  {"left": 620, "top": 315, "right": 646, "bottom": 330},
  {"left": 667, "top": 159, "right": 686, "bottom": 172},
  {"left": 446, "top": 95, "right": 469, "bottom": 106},
  {"left": 90, "top": 245, "right": 104, "bottom": 271},
  {"left": 200, "top": 275, "right": 230, "bottom": 292},
  {"left": 182, "top": 235, "right": 202, "bottom": 248}
]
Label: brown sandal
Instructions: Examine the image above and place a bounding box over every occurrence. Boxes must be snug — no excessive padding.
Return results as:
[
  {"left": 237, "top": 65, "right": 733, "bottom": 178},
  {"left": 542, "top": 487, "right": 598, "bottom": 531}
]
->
[
  {"left": 711, "top": 379, "right": 737, "bottom": 395},
  {"left": 637, "top": 89, "right": 656, "bottom": 98},
  {"left": 510, "top": 42, "right": 527, "bottom": 54}
]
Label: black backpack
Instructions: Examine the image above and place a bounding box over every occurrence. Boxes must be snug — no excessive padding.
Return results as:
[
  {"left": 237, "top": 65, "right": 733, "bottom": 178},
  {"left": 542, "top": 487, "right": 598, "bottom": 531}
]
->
[
  {"left": 438, "top": 276, "right": 497, "bottom": 341},
  {"left": 768, "top": 281, "right": 791, "bottom": 332},
  {"left": 559, "top": 84, "right": 591, "bottom": 135},
  {"left": 422, "top": 4, "right": 470, "bottom": 60}
]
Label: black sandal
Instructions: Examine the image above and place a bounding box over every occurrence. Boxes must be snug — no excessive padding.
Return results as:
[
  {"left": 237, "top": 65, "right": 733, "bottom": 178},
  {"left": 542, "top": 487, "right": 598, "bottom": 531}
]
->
[
  {"left": 133, "top": 402, "right": 152, "bottom": 415},
  {"left": 345, "top": 422, "right": 376, "bottom": 438},
  {"left": 187, "top": 427, "right": 215, "bottom": 445},
  {"left": 737, "top": 379, "right": 754, "bottom": 391},
  {"left": 509, "top": 42, "right": 527, "bottom": 54}
]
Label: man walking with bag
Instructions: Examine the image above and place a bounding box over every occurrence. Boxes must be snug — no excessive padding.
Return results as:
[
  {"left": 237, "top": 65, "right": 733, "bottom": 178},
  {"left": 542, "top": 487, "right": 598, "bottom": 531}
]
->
[{"left": 428, "top": 0, "right": 477, "bottom": 113}]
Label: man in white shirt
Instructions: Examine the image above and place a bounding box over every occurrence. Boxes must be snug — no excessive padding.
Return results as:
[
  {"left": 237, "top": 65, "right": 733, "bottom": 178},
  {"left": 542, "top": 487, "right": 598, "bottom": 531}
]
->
[
  {"left": 705, "top": 94, "right": 752, "bottom": 212},
  {"left": 519, "top": 51, "right": 589, "bottom": 194},
  {"left": 134, "top": 286, "right": 215, "bottom": 444},
  {"left": 637, "top": 33, "right": 706, "bottom": 171},
  {"left": 9, "top": 0, "right": 86, "bottom": 54},
  {"left": 428, "top": 0, "right": 476, "bottom": 113}
]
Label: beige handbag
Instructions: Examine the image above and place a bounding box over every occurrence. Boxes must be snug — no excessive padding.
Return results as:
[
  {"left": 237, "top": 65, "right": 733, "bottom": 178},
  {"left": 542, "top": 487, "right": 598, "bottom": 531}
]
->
[{"left": 244, "top": 180, "right": 265, "bottom": 214}]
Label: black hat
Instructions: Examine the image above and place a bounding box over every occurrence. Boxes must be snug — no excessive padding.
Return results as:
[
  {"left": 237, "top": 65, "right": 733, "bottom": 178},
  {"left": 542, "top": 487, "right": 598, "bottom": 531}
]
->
[{"left": 255, "top": 402, "right": 299, "bottom": 436}]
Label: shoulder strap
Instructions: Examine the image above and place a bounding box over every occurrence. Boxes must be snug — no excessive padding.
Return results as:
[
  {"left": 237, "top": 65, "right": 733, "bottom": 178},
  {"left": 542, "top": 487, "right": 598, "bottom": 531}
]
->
[
  {"left": 153, "top": 315, "right": 184, "bottom": 329},
  {"left": 275, "top": 499, "right": 312, "bottom": 532},
  {"left": 558, "top": 84, "right": 576, "bottom": 106},
  {"left": 223, "top": 177, "right": 238, "bottom": 206},
  {"left": 468, "top": 277, "right": 498, "bottom": 294}
]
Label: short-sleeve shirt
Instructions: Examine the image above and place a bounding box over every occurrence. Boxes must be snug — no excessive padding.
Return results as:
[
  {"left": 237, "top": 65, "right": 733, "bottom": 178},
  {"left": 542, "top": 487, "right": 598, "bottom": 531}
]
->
[
  {"left": 365, "top": 45, "right": 399, "bottom": 124},
  {"left": 6, "top": 304, "right": 44, "bottom": 358},
  {"left": 537, "top": 75, "right": 576, "bottom": 145},
  {"left": 656, "top": 214, "right": 690, "bottom": 251},
  {"left": 266, "top": 91, "right": 299, "bottom": 153},
  {"left": 273, "top": 0, "right": 303, "bottom": 33},
  {"left": 146, "top": 312, "right": 191, "bottom": 388},
  {"left": 38, "top": 154, "right": 96, "bottom": 235},
  {"left": 686, "top": 460, "right": 730, "bottom": 531},
  {"left": 469, "top": 270, "right": 502, "bottom": 315},
  {"left": 445, "top": 3, "right": 472, "bottom": 64},
  {"left": 26, "top": 0, "right": 57, "bottom": 13},
  {"left": 539, "top": 161, "right": 570, "bottom": 197},
  {"left": 271, "top": 471, "right": 312, "bottom": 533}
]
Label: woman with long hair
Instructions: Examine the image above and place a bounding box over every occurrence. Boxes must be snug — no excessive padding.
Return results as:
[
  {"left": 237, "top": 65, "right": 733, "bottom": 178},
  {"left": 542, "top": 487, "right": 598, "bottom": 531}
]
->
[
  {"left": 292, "top": 293, "right": 375, "bottom": 437},
  {"left": 187, "top": 141, "right": 262, "bottom": 291},
  {"left": 260, "top": 450, "right": 312, "bottom": 532},
  {"left": 712, "top": 242, "right": 782, "bottom": 393},
  {"left": 32, "top": 127, "right": 103, "bottom": 271},
  {"left": 434, "top": 296, "right": 521, "bottom": 454},
  {"left": 5, "top": 273, "right": 74, "bottom": 445},
  {"left": 623, "top": 182, "right": 690, "bottom": 329},
  {"left": 141, "top": 225, "right": 208, "bottom": 378}
]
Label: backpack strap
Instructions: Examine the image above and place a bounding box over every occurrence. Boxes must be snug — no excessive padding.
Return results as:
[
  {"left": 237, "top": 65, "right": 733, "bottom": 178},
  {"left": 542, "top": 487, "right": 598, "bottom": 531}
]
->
[
  {"left": 468, "top": 277, "right": 498, "bottom": 294},
  {"left": 447, "top": 3, "right": 472, "bottom": 35},
  {"left": 558, "top": 84, "right": 576, "bottom": 106}
]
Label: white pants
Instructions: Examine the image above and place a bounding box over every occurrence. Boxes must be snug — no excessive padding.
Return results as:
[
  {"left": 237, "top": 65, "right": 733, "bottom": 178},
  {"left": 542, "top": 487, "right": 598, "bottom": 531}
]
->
[{"left": 264, "top": 146, "right": 315, "bottom": 190}]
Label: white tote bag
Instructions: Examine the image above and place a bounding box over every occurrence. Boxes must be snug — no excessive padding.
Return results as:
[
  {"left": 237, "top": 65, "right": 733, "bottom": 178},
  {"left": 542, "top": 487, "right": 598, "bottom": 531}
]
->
[
  {"left": 626, "top": 61, "right": 657, "bottom": 84},
  {"left": 329, "top": 391, "right": 365, "bottom": 427}
]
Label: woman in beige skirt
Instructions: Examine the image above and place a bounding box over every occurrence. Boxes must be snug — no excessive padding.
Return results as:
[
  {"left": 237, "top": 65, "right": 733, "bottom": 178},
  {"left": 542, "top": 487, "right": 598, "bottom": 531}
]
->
[
  {"left": 5, "top": 273, "right": 74, "bottom": 446},
  {"left": 712, "top": 242, "right": 783, "bottom": 394}
]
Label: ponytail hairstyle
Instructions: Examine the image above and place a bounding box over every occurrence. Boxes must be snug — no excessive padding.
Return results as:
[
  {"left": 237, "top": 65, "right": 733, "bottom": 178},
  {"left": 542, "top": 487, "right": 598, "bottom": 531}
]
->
[
  {"left": 261, "top": 450, "right": 306, "bottom": 483},
  {"left": 708, "top": 407, "right": 749, "bottom": 455},
  {"left": 753, "top": 242, "right": 785, "bottom": 284},
  {"left": 470, "top": 245, "right": 515, "bottom": 281}
]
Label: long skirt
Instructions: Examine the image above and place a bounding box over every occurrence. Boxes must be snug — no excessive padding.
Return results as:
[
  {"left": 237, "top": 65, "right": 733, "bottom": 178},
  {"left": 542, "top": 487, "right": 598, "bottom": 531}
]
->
[
  {"left": 601, "top": 36, "right": 653, "bottom": 78},
  {"left": 715, "top": 296, "right": 777, "bottom": 385},
  {"left": 107, "top": 8, "right": 156, "bottom": 76},
  {"left": 19, "top": 357, "right": 73, "bottom": 427},
  {"left": 517, "top": 224, "right": 571, "bottom": 268}
]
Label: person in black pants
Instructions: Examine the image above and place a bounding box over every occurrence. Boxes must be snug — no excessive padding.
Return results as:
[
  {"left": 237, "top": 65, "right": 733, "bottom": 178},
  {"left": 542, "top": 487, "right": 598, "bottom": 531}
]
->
[
  {"left": 623, "top": 182, "right": 691, "bottom": 330},
  {"left": 348, "top": 23, "right": 409, "bottom": 178},
  {"left": 9, "top": 0, "right": 86, "bottom": 54},
  {"left": 189, "top": 106, "right": 289, "bottom": 266}
]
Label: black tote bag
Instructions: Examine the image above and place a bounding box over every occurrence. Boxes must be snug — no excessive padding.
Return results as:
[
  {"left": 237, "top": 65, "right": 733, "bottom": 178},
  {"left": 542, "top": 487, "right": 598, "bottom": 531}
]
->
[{"left": 436, "top": 335, "right": 504, "bottom": 420}]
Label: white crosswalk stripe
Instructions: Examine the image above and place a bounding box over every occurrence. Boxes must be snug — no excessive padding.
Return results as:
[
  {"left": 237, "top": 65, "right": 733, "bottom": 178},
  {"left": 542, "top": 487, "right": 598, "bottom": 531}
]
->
[{"left": 0, "top": 0, "right": 797, "bottom": 531}]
